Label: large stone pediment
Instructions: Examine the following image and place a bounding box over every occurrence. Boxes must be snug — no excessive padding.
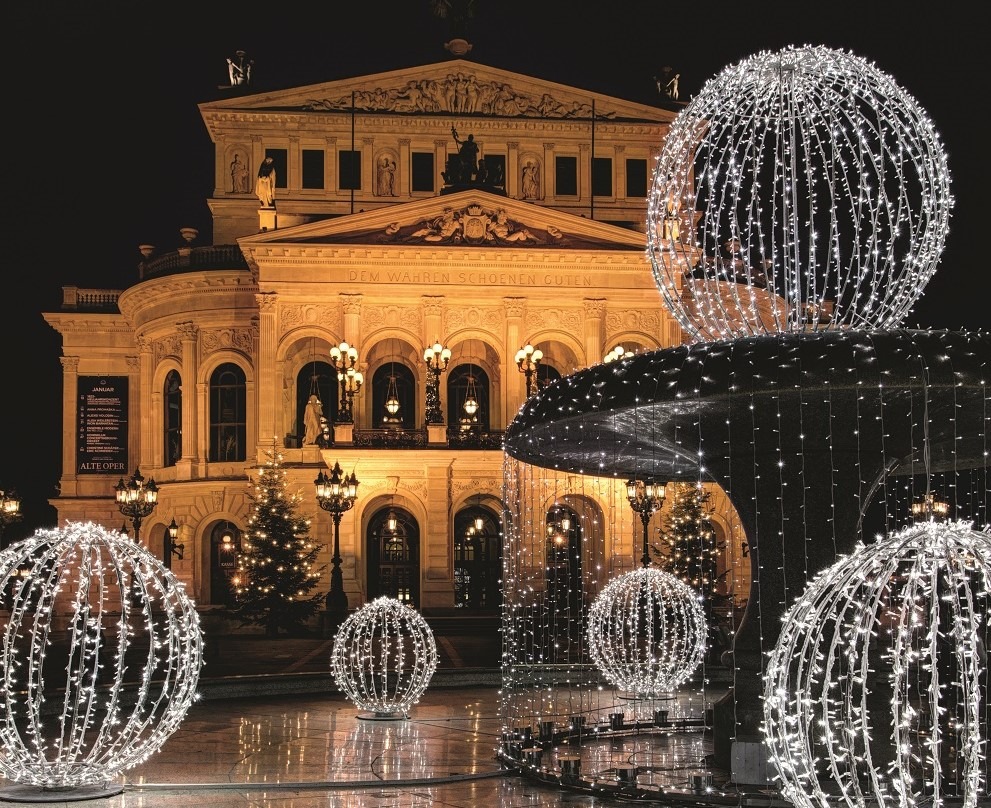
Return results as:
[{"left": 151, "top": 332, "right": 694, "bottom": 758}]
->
[
  {"left": 237, "top": 190, "right": 648, "bottom": 256},
  {"left": 201, "top": 59, "right": 672, "bottom": 124}
]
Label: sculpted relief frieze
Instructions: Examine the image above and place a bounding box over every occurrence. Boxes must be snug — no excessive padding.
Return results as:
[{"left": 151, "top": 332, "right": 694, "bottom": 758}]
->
[
  {"left": 445, "top": 306, "right": 502, "bottom": 333},
  {"left": 301, "top": 71, "right": 617, "bottom": 119},
  {"left": 360, "top": 304, "right": 421, "bottom": 332},
  {"left": 202, "top": 328, "right": 254, "bottom": 354},
  {"left": 525, "top": 308, "right": 581, "bottom": 333},
  {"left": 281, "top": 304, "right": 341, "bottom": 333},
  {"left": 605, "top": 309, "right": 662, "bottom": 334},
  {"left": 383, "top": 203, "right": 564, "bottom": 247},
  {"left": 153, "top": 334, "right": 183, "bottom": 365}
]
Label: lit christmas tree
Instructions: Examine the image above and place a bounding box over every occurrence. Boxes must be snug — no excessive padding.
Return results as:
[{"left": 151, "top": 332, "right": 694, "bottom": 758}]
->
[
  {"left": 658, "top": 482, "right": 719, "bottom": 597},
  {"left": 234, "top": 447, "right": 325, "bottom": 636}
]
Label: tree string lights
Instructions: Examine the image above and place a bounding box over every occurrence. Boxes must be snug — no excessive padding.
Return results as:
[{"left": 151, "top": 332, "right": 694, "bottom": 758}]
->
[
  {"left": 0, "top": 522, "right": 203, "bottom": 796},
  {"left": 763, "top": 519, "right": 991, "bottom": 807},
  {"left": 647, "top": 44, "right": 953, "bottom": 342},
  {"left": 587, "top": 567, "right": 707, "bottom": 698},
  {"left": 330, "top": 597, "right": 438, "bottom": 719}
]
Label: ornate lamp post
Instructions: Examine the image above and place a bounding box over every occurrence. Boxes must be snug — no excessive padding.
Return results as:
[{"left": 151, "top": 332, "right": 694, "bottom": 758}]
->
[
  {"left": 329, "top": 341, "right": 360, "bottom": 423},
  {"left": 423, "top": 340, "right": 451, "bottom": 424},
  {"left": 0, "top": 488, "right": 22, "bottom": 549},
  {"left": 515, "top": 343, "right": 543, "bottom": 397},
  {"left": 315, "top": 461, "right": 360, "bottom": 623},
  {"left": 626, "top": 478, "right": 666, "bottom": 567},
  {"left": 115, "top": 468, "right": 159, "bottom": 543}
]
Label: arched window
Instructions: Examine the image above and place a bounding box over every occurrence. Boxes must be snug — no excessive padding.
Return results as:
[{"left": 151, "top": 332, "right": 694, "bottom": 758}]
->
[
  {"left": 371, "top": 363, "right": 416, "bottom": 430},
  {"left": 164, "top": 370, "right": 182, "bottom": 467},
  {"left": 454, "top": 504, "right": 502, "bottom": 611},
  {"left": 447, "top": 364, "right": 490, "bottom": 433},
  {"left": 210, "top": 521, "right": 241, "bottom": 607},
  {"left": 545, "top": 504, "right": 581, "bottom": 612},
  {"left": 367, "top": 507, "right": 419, "bottom": 606},
  {"left": 209, "top": 363, "right": 246, "bottom": 462},
  {"left": 537, "top": 364, "right": 561, "bottom": 390},
  {"left": 296, "top": 359, "right": 336, "bottom": 442}
]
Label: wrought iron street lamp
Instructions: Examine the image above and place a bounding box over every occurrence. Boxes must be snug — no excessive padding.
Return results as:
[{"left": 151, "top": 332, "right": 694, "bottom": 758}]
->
[
  {"left": 603, "top": 345, "right": 628, "bottom": 363},
  {"left": 0, "top": 488, "right": 22, "bottom": 549},
  {"left": 515, "top": 343, "right": 543, "bottom": 397},
  {"left": 164, "top": 518, "right": 185, "bottom": 568},
  {"left": 423, "top": 341, "right": 451, "bottom": 424},
  {"left": 329, "top": 341, "right": 361, "bottom": 423},
  {"left": 115, "top": 468, "right": 159, "bottom": 543},
  {"left": 910, "top": 491, "right": 950, "bottom": 523},
  {"left": 315, "top": 461, "right": 360, "bottom": 624},
  {"left": 626, "top": 479, "right": 666, "bottom": 567}
]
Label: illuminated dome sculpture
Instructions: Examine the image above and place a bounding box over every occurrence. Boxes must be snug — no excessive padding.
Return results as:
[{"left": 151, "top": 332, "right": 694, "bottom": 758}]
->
[
  {"left": 331, "top": 596, "right": 438, "bottom": 719},
  {"left": 0, "top": 522, "right": 203, "bottom": 800},
  {"left": 764, "top": 519, "right": 990, "bottom": 807},
  {"left": 587, "top": 567, "right": 707, "bottom": 697},
  {"left": 647, "top": 44, "right": 953, "bottom": 341}
]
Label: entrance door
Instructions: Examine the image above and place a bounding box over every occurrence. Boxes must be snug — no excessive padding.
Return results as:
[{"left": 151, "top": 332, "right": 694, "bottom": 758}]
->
[{"left": 367, "top": 507, "right": 420, "bottom": 606}]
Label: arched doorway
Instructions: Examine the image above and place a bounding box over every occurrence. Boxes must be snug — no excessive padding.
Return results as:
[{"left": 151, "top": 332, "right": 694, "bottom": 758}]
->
[
  {"left": 367, "top": 507, "right": 420, "bottom": 606},
  {"left": 453, "top": 503, "right": 502, "bottom": 611},
  {"left": 210, "top": 521, "right": 241, "bottom": 606}
]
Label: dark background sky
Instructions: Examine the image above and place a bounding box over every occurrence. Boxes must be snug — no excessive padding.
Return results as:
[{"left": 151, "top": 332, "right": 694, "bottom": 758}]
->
[{"left": 2, "top": 3, "right": 983, "bottom": 539}]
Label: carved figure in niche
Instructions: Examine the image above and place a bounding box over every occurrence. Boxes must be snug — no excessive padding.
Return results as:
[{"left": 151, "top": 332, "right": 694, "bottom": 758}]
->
[
  {"left": 376, "top": 157, "right": 397, "bottom": 196},
  {"left": 475, "top": 158, "right": 488, "bottom": 185},
  {"left": 230, "top": 153, "right": 250, "bottom": 194},
  {"left": 303, "top": 395, "right": 323, "bottom": 445},
  {"left": 255, "top": 157, "right": 276, "bottom": 207},
  {"left": 521, "top": 160, "right": 540, "bottom": 200},
  {"left": 412, "top": 208, "right": 462, "bottom": 242},
  {"left": 227, "top": 50, "right": 252, "bottom": 86},
  {"left": 487, "top": 209, "right": 533, "bottom": 242}
]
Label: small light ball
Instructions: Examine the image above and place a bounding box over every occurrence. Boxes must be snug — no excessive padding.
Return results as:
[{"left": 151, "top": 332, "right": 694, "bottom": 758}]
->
[
  {"left": 587, "top": 566, "right": 707, "bottom": 697},
  {"left": 331, "top": 597, "right": 438, "bottom": 718}
]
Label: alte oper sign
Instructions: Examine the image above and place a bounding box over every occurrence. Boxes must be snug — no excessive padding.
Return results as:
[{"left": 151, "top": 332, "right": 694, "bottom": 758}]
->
[{"left": 77, "top": 377, "right": 128, "bottom": 474}]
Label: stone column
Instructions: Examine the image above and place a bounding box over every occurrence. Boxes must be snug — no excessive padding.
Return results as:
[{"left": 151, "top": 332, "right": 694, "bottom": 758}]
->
[
  {"left": 504, "top": 297, "right": 526, "bottom": 423},
  {"left": 398, "top": 138, "right": 411, "bottom": 196},
  {"left": 288, "top": 135, "right": 300, "bottom": 193},
  {"left": 177, "top": 321, "right": 199, "bottom": 479},
  {"left": 137, "top": 336, "right": 155, "bottom": 469},
  {"left": 125, "top": 354, "right": 141, "bottom": 473},
  {"left": 256, "top": 293, "right": 279, "bottom": 454},
  {"left": 578, "top": 143, "right": 590, "bottom": 203},
  {"left": 507, "top": 141, "right": 519, "bottom": 198},
  {"left": 60, "top": 356, "right": 80, "bottom": 496},
  {"left": 582, "top": 299, "right": 606, "bottom": 366}
]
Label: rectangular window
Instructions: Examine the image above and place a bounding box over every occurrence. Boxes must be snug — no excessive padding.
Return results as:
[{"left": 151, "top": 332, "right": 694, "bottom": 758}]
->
[
  {"left": 483, "top": 154, "right": 506, "bottom": 188},
  {"left": 555, "top": 156, "right": 578, "bottom": 196},
  {"left": 265, "top": 148, "right": 288, "bottom": 189},
  {"left": 411, "top": 152, "right": 434, "bottom": 192},
  {"left": 302, "top": 149, "right": 324, "bottom": 189},
  {"left": 592, "top": 157, "right": 612, "bottom": 197},
  {"left": 339, "top": 150, "right": 361, "bottom": 190},
  {"left": 626, "top": 158, "right": 648, "bottom": 198}
]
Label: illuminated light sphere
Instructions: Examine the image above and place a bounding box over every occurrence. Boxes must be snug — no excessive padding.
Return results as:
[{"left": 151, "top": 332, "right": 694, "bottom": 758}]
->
[
  {"left": 763, "top": 519, "right": 990, "bottom": 808},
  {"left": 586, "top": 567, "right": 707, "bottom": 697},
  {"left": 647, "top": 44, "right": 953, "bottom": 342},
  {"left": 0, "top": 521, "right": 203, "bottom": 797},
  {"left": 331, "top": 596, "right": 438, "bottom": 719}
]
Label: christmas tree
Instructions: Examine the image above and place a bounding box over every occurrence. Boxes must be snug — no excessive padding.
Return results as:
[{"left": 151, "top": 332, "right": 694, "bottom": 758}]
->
[
  {"left": 234, "top": 447, "right": 325, "bottom": 636},
  {"left": 658, "top": 482, "right": 719, "bottom": 597}
]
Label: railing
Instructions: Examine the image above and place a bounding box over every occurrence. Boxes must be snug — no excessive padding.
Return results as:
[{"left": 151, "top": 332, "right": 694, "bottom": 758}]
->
[
  {"left": 352, "top": 429, "right": 428, "bottom": 448},
  {"left": 140, "top": 244, "right": 250, "bottom": 280},
  {"left": 61, "top": 287, "right": 123, "bottom": 311}
]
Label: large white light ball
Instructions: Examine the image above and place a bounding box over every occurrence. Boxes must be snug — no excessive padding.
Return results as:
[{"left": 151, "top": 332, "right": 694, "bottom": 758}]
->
[
  {"left": 648, "top": 44, "right": 952, "bottom": 342},
  {"left": 763, "top": 519, "right": 990, "bottom": 807},
  {"left": 586, "top": 567, "right": 707, "bottom": 697},
  {"left": 331, "top": 597, "right": 438, "bottom": 718},
  {"left": 0, "top": 522, "right": 203, "bottom": 791}
]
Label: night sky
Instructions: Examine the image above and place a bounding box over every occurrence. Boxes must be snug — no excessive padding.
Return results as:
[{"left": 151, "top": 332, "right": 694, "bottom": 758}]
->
[{"left": 3, "top": 3, "right": 983, "bottom": 538}]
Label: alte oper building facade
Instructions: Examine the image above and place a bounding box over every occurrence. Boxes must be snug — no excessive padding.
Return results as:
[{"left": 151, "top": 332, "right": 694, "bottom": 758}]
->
[{"left": 43, "top": 59, "right": 749, "bottom": 629}]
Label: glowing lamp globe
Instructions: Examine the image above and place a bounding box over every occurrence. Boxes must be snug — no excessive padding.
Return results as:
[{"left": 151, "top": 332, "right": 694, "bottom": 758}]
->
[
  {"left": 647, "top": 44, "right": 953, "bottom": 342},
  {"left": 0, "top": 522, "right": 203, "bottom": 798},
  {"left": 331, "top": 597, "right": 438, "bottom": 719},
  {"left": 586, "top": 567, "right": 707, "bottom": 697},
  {"left": 763, "top": 519, "right": 990, "bottom": 807}
]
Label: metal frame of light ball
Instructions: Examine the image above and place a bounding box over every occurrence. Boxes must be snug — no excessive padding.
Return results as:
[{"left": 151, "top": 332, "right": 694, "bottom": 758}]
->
[
  {"left": 331, "top": 596, "right": 438, "bottom": 719},
  {"left": 0, "top": 521, "right": 203, "bottom": 793},
  {"left": 647, "top": 44, "right": 953, "bottom": 342},
  {"left": 763, "top": 519, "right": 990, "bottom": 807}
]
